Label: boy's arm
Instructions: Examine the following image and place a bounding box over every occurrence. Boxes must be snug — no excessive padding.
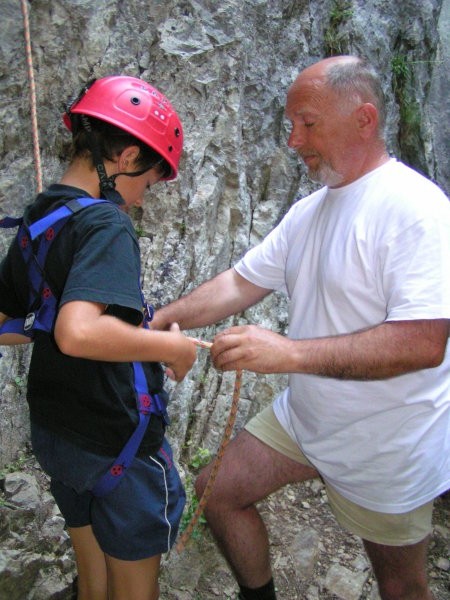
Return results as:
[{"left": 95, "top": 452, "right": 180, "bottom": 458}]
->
[
  {"left": 152, "top": 268, "right": 272, "bottom": 331},
  {"left": 54, "top": 301, "right": 196, "bottom": 382},
  {"left": 0, "top": 312, "right": 33, "bottom": 345}
]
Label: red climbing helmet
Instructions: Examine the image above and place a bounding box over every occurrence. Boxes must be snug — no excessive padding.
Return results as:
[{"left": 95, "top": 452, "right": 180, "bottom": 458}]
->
[{"left": 63, "top": 76, "right": 183, "bottom": 180}]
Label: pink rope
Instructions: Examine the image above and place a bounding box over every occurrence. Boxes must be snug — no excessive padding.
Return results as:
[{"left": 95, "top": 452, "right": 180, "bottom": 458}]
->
[
  {"left": 177, "top": 338, "right": 242, "bottom": 552},
  {"left": 20, "top": 0, "right": 43, "bottom": 193}
]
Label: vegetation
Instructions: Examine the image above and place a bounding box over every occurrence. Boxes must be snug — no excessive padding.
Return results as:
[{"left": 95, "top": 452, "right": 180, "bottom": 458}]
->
[
  {"left": 390, "top": 54, "right": 424, "bottom": 169},
  {"left": 0, "top": 450, "right": 28, "bottom": 479},
  {"left": 324, "top": 0, "right": 354, "bottom": 56},
  {"left": 179, "top": 445, "right": 212, "bottom": 537}
]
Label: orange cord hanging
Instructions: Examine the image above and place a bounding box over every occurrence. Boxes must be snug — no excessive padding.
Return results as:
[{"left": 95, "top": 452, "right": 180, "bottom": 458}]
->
[
  {"left": 20, "top": 0, "right": 43, "bottom": 193},
  {"left": 176, "top": 338, "right": 243, "bottom": 553}
]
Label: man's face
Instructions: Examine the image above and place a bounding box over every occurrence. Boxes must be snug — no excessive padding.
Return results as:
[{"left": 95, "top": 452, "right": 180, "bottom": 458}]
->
[{"left": 285, "top": 74, "right": 358, "bottom": 188}]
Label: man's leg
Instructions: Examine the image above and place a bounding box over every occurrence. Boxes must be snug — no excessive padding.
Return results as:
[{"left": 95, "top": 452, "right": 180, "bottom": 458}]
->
[
  {"left": 195, "top": 429, "right": 319, "bottom": 591},
  {"left": 363, "top": 537, "right": 433, "bottom": 600}
]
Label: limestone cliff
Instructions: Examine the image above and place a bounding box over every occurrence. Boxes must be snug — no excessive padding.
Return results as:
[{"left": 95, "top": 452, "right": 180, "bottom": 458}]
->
[{"left": 0, "top": 1, "right": 448, "bottom": 596}]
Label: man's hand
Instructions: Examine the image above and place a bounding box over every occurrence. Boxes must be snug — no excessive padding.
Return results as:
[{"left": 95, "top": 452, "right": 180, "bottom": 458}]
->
[{"left": 211, "top": 325, "right": 292, "bottom": 373}]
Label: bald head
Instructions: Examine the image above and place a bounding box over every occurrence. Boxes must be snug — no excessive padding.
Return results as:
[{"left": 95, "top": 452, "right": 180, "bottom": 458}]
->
[
  {"left": 290, "top": 56, "right": 387, "bottom": 136},
  {"left": 300, "top": 55, "right": 359, "bottom": 79}
]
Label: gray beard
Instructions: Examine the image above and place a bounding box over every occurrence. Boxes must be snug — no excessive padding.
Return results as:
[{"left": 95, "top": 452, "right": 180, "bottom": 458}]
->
[{"left": 308, "top": 161, "right": 345, "bottom": 188}]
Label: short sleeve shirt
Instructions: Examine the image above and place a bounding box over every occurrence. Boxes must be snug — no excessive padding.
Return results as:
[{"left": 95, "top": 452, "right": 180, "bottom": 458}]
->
[
  {"left": 0, "top": 184, "right": 166, "bottom": 456},
  {"left": 235, "top": 160, "right": 450, "bottom": 512}
]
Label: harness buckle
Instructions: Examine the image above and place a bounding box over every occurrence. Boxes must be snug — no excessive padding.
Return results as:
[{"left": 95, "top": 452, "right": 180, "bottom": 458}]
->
[
  {"left": 143, "top": 302, "right": 154, "bottom": 324},
  {"left": 24, "top": 312, "right": 36, "bottom": 331}
]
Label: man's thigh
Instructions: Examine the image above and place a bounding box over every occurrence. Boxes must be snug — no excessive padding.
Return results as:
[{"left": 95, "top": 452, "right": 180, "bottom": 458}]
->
[
  {"left": 243, "top": 405, "right": 434, "bottom": 546},
  {"left": 196, "top": 404, "right": 319, "bottom": 507}
]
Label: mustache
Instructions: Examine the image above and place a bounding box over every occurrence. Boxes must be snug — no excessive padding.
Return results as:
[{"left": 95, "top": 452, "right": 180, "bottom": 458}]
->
[{"left": 298, "top": 151, "right": 319, "bottom": 160}]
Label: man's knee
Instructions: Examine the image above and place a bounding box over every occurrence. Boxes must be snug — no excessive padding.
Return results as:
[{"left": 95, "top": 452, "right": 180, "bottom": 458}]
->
[
  {"left": 194, "top": 463, "right": 212, "bottom": 499},
  {"left": 363, "top": 538, "right": 432, "bottom": 600}
]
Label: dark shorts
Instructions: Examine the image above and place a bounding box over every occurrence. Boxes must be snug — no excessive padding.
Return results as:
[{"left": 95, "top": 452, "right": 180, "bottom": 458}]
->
[{"left": 31, "top": 422, "right": 185, "bottom": 560}]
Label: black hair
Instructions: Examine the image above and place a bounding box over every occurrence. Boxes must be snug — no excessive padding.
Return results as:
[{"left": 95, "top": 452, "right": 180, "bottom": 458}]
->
[{"left": 69, "top": 114, "right": 171, "bottom": 179}]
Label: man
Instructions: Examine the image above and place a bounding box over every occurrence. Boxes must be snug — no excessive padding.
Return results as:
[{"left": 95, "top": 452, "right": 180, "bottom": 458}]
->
[{"left": 153, "top": 56, "right": 450, "bottom": 600}]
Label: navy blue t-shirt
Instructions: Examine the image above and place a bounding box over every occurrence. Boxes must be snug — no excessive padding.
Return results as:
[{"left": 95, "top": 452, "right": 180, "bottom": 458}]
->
[{"left": 0, "top": 184, "right": 167, "bottom": 456}]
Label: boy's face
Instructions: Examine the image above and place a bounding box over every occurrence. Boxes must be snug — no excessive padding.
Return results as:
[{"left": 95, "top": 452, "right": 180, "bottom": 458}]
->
[
  {"left": 113, "top": 146, "right": 164, "bottom": 210},
  {"left": 116, "top": 167, "right": 163, "bottom": 210}
]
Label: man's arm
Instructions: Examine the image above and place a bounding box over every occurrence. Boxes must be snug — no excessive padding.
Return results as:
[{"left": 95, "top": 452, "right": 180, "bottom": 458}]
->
[
  {"left": 151, "top": 268, "right": 272, "bottom": 331},
  {"left": 211, "top": 319, "right": 450, "bottom": 379},
  {"left": 0, "top": 312, "right": 33, "bottom": 345}
]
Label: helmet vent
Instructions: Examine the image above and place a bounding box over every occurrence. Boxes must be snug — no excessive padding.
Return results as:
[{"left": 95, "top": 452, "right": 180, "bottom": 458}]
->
[
  {"left": 130, "top": 96, "right": 141, "bottom": 105},
  {"left": 174, "top": 128, "right": 180, "bottom": 137},
  {"left": 168, "top": 145, "right": 173, "bottom": 152}
]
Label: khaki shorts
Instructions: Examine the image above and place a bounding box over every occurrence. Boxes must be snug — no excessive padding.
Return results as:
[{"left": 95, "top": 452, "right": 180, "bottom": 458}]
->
[{"left": 245, "top": 405, "right": 434, "bottom": 546}]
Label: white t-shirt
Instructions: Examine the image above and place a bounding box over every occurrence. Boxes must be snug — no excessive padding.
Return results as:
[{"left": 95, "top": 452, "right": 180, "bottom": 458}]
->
[{"left": 235, "top": 159, "right": 450, "bottom": 513}]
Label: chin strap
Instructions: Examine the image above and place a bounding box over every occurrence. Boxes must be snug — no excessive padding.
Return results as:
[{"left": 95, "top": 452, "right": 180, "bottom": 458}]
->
[
  {"left": 80, "top": 115, "right": 125, "bottom": 205},
  {"left": 80, "top": 115, "right": 165, "bottom": 203}
]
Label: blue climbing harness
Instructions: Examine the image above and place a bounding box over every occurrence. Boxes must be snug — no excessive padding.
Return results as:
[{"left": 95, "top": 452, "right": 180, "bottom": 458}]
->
[{"left": 0, "top": 197, "right": 169, "bottom": 497}]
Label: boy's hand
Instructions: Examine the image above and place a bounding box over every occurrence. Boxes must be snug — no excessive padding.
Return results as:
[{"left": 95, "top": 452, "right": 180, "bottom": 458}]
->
[{"left": 164, "top": 323, "right": 197, "bottom": 381}]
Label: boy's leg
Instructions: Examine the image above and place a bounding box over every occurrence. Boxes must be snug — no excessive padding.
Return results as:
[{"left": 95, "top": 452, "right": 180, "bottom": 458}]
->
[
  {"left": 68, "top": 525, "right": 107, "bottom": 600},
  {"left": 104, "top": 553, "right": 161, "bottom": 600},
  {"left": 195, "top": 428, "right": 319, "bottom": 590},
  {"left": 363, "top": 537, "right": 433, "bottom": 600}
]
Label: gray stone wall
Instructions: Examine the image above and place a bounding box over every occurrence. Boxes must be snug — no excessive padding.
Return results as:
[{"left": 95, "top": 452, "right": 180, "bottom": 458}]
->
[
  {"left": 0, "top": 1, "right": 449, "bottom": 597},
  {"left": 0, "top": 0, "right": 448, "bottom": 471}
]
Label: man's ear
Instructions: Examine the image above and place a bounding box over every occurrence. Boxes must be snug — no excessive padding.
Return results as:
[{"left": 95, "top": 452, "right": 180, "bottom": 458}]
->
[
  {"left": 117, "top": 145, "right": 140, "bottom": 171},
  {"left": 355, "top": 103, "right": 378, "bottom": 139}
]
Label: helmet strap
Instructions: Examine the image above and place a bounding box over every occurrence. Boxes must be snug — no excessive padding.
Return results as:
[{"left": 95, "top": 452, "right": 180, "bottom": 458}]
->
[
  {"left": 110, "top": 157, "right": 164, "bottom": 183},
  {"left": 80, "top": 115, "right": 125, "bottom": 205}
]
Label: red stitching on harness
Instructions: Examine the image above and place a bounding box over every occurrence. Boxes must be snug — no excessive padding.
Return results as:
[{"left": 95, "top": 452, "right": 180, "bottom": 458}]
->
[
  {"left": 45, "top": 227, "right": 55, "bottom": 241},
  {"left": 110, "top": 464, "right": 124, "bottom": 477}
]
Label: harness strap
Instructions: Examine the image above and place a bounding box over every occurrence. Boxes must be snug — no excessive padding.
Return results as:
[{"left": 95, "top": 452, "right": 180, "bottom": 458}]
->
[
  {"left": 28, "top": 197, "right": 107, "bottom": 239},
  {"left": 0, "top": 317, "right": 30, "bottom": 337},
  {"left": 91, "top": 363, "right": 169, "bottom": 497},
  {"left": 92, "top": 278, "right": 169, "bottom": 497},
  {"left": 0, "top": 216, "right": 24, "bottom": 228},
  {"left": 0, "top": 199, "right": 111, "bottom": 337}
]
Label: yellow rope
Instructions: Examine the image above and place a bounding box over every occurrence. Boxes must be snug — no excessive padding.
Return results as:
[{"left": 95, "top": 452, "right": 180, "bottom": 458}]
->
[
  {"left": 176, "top": 337, "right": 242, "bottom": 553},
  {"left": 20, "top": 0, "right": 43, "bottom": 193}
]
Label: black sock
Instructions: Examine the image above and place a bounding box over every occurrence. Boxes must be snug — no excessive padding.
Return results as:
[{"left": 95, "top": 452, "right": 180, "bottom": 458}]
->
[{"left": 238, "top": 578, "right": 276, "bottom": 600}]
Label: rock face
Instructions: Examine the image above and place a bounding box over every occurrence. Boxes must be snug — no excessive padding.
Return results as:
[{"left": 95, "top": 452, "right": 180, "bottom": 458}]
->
[{"left": 0, "top": 0, "right": 448, "bottom": 597}]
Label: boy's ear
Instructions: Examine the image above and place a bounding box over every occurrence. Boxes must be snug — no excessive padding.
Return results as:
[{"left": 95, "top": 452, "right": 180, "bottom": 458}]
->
[{"left": 118, "top": 145, "right": 140, "bottom": 170}]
